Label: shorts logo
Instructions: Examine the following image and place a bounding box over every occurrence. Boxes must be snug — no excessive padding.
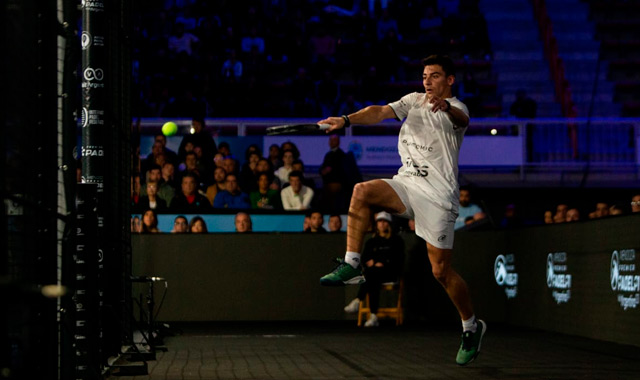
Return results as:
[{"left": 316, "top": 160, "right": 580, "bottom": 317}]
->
[{"left": 437, "top": 235, "right": 446, "bottom": 242}]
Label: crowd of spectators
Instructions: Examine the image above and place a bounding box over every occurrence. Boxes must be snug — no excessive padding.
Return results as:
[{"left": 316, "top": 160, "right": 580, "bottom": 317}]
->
[{"left": 131, "top": 0, "right": 491, "bottom": 119}]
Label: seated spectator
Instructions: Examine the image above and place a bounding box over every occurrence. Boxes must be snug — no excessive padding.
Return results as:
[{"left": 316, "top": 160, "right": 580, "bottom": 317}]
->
[
  {"left": 176, "top": 151, "right": 206, "bottom": 189},
  {"left": 168, "top": 22, "right": 199, "bottom": 56},
  {"left": 161, "top": 162, "right": 178, "bottom": 194},
  {"left": 256, "top": 158, "right": 280, "bottom": 190},
  {"left": 222, "top": 157, "right": 238, "bottom": 177},
  {"left": 189, "top": 216, "right": 208, "bottom": 233},
  {"left": 281, "top": 171, "right": 315, "bottom": 211},
  {"left": 589, "top": 202, "right": 610, "bottom": 219},
  {"left": 218, "top": 141, "right": 232, "bottom": 158},
  {"left": 171, "top": 215, "right": 189, "bottom": 233},
  {"left": 250, "top": 173, "right": 282, "bottom": 210},
  {"left": 544, "top": 210, "right": 554, "bottom": 224},
  {"left": 343, "top": 211, "right": 404, "bottom": 327},
  {"left": 205, "top": 167, "right": 227, "bottom": 206},
  {"left": 136, "top": 181, "right": 168, "bottom": 213},
  {"left": 170, "top": 173, "right": 213, "bottom": 213},
  {"left": 268, "top": 144, "right": 283, "bottom": 170},
  {"left": 213, "top": 173, "right": 250, "bottom": 209},
  {"left": 131, "top": 215, "right": 142, "bottom": 234},
  {"left": 235, "top": 212, "right": 253, "bottom": 233},
  {"left": 631, "top": 194, "right": 640, "bottom": 213},
  {"left": 305, "top": 210, "right": 327, "bottom": 233},
  {"left": 131, "top": 174, "right": 142, "bottom": 211},
  {"left": 141, "top": 209, "right": 161, "bottom": 233},
  {"left": 292, "top": 159, "right": 316, "bottom": 191},
  {"left": 509, "top": 89, "right": 537, "bottom": 119},
  {"left": 455, "top": 186, "right": 485, "bottom": 230},
  {"left": 328, "top": 214, "right": 343, "bottom": 232},
  {"left": 142, "top": 164, "right": 175, "bottom": 206},
  {"left": 153, "top": 133, "right": 178, "bottom": 166},
  {"left": 274, "top": 149, "right": 295, "bottom": 186},
  {"left": 566, "top": 208, "right": 580, "bottom": 222},
  {"left": 499, "top": 203, "right": 522, "bottom": 228},
  {"left": 553, "top": 203, "right": 569, "bottom": 223},
  {"left": 239, "top": 151, "right": 262, "bottom": 192}
]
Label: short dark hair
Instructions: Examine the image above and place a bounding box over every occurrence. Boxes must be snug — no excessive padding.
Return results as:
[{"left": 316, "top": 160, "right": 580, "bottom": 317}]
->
[
  {"left": 288, "top": 170, "right": 303, "bottom": 180},
  {"left": 422, "top": 54, "right": 456, "bottom": 77}
]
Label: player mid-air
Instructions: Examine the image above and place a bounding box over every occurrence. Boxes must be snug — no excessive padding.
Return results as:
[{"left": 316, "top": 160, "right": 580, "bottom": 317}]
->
[{"left": 318, "top": 54, "right": 486, "bottom": 366}]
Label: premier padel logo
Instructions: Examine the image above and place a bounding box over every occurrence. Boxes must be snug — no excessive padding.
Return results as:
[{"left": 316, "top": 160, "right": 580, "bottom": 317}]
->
[
  {"left": 494, "top": 254, "right": 518, "bottom": 299},
  {"left": 611, "top": 249, "right": 640, "bottom": 310},
  {"left": 546, "top": 252, "right": 572, "bottom": 304}
]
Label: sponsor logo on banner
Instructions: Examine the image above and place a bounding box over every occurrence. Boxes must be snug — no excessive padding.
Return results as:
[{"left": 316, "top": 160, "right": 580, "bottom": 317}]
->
[
  {"left": 81, "top": 0, "right": 104, "bottom": 11},
  {"left": 81, "top": 32, "right": 91, "bottom": 49},
  {"left": 82, "top": 67, "right": 105, "bottom": 89},
  {"left": 611, "top": 249, "right": 640, "bottom": 310},
  {"left": 495, "top": 254, "right": 518, "bottom": 298},
  {"left": 348, "top": 142, "right": 363, "bottom": 160},
  {"left": 546, "top": 252, "right": 572, "bottom": 304},
  {"left": 81, "top": 107, "right": 89, "bottom": 128},
  {"left": 82, "top": 146, "right": 104, "bottom": 157}
]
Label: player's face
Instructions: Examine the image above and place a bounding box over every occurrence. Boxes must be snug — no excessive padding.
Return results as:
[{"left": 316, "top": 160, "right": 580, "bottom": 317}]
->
[{"left": 423, "top": 64, "right": 454, "bottom": 100}]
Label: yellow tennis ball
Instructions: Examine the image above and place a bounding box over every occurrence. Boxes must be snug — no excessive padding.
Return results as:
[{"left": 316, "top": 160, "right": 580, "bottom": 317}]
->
[{"left": 162, "top": 121, "right": 178, "bottom": 136}]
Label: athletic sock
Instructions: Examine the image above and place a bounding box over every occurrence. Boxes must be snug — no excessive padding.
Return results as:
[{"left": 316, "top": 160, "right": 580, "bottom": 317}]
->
[
  {"left": 462, "top": 315, "right": 477, "bottom": 333},
  {"left": 345, "top": 251, "right": 361, "bottom": 268}
]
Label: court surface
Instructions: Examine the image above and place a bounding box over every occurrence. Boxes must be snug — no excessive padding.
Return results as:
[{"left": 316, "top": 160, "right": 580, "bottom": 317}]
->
[{"left": 111, "top": 321, "right": 640, "bottom": 380}]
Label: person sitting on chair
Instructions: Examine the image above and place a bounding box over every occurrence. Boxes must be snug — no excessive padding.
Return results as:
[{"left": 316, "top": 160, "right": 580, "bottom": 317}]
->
[{"left": 343, "top": 211, "right": 404, "bottom": 327}]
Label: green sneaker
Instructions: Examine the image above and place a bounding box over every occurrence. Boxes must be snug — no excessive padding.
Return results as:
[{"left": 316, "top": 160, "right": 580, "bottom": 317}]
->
[
  {"left": 456, "top": 319, "right": 486, "bottom": 366},
  {"left": 319, "top": 260, "right": 365, "bottom": 286}
]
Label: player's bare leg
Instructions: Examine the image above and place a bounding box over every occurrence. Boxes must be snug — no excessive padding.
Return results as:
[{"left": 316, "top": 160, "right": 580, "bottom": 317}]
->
[
  {"left": 428, "top": 243, "right": 487, "bottom": 365},
  {"left": 320, "top": 180, "right": 404, "bottom": 286}
]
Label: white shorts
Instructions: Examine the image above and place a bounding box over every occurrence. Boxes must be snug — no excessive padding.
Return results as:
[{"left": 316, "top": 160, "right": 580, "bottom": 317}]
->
[{"left": 382, "top": 176, "right": 458, "bottom": 249}]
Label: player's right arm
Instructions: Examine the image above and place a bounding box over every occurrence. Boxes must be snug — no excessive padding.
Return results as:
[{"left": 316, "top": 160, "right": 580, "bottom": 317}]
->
[{"left": 318, "top": 105, "right": 396, "bottom": 133}]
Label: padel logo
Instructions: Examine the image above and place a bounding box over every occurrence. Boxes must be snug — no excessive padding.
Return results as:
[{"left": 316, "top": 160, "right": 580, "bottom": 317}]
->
[
  {"left": 546, "top": 252, "right": 572, "bottom": 304},
  {"left": 611, "top": 249, "right": 640, "bottom": 310},
  {"left": 81, "top": 32, "right": 91, "bottom": 49},
  {"left": 494, "top": 254, "right": 518, "bottom": 299}
]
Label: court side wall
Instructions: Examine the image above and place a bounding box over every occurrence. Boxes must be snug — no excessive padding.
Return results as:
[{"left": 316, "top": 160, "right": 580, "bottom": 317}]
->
[{"left": 133, "top": 213, "right": 640, "bottom": 346}]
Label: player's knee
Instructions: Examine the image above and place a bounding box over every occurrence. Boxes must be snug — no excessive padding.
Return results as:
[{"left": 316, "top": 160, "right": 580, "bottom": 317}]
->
[
  {"left": 351, "top": 182, "right": 371, "bottom": 204},
  {"left": 432, "top": 266, "right": 449, "bottom": 286}
]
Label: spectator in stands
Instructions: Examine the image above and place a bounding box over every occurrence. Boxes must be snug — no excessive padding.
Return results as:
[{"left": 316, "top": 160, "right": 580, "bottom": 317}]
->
[
  {"left": 176, "top": 151, "right": 207, "bottom": 190},
  {"left": 338, "top": 93, "right": 364, "bottom": 117},
  {"left": 309, "top": 27, "right": 336, "bottom": 66},
  {"left": 161, "top": 161, "right": 178, "bottom": 193},
  {"left": 302, "top": 215, "right": 311, "bottom": 231},
  {"left": 289, "top": 67, "right": 317, "bottom": 117},
  {"left": 319, "top": 134, "right": 349, "bottom": 213},
  {"left": 268, "top": 144, "right": 283, "bottom": 170},
  {"left": 376, "top": 9, "right": 401, "bottom": 41},
  {"left": 544, "top": 210, "right": 554, "bottom": 224},
  {"left": 137, "top": 181, "right": 168, "bottom": 213},
  {"left": 205, "top": 167, "right": 227, "bottom": 206},
  {"left": 631, "top": 194, "right": 640, "bottom": 213},
  {"left": 131, "top": 174, "right": 142, "bottom": 211},
  {"left": 171, "top": 215, "right": 189, "bottom": 233},
  {"left": 280, "top": 141, "right": 300, "bottom": 160},
  {"left": 499, "top": 203, "right": 522, "bottom": 228},
  {"left": 221, "top": 48, "right": 243, "bottom": 82},
  {"left": 170, "top": 173, "right": 213, "bottom": 213},
  {"left": 328, "top": 214, "right": 343, "bottom": 232},
  {"left": 305, "top": 210, "right": 327, "bottom": 233},
  {"left": 292, "top": 159, "right": 317, "bottom": 192},
  {"left": 218, "top": 141, "right": 232, "bottom": 159},
  {"left": 553, "top": 203, "right": 569, "bottom": 223},
  {"left": 189, "top": 216, "right": 208, "bottom": 233},
  {"left": 141, "top": 209, "right": 161, "bottom": 233},
  {"left": 239, "top": 151, "right": 262, "bottom": 192},
  {"left": 240, "top": 26, "right": 266, "bottom": 56},
  {"left": 131, "top": 216, "right": 142, "bottom": 234},
  {"left": 140, "top": 165, "right": 173, "bottom": 206},
  {"left": 235, "top": 212, "right": 253, "bottom": 233},
  {"left": 141, "top": 141, "right": 165, "bottom": 179},
  {"left": 509, "top": 89, "right": 537, "bottom": 119},
  {"left": 168, "top": 22, "right": 199, "bottom": 56},
  {"left": 153, "top": 134, "right": 179, "bottom": 166},
  {"left": 178, "top": 116, "right": 217, "bottom": 170},
  {"left": 256, "top": 157, "right": 281, "bottom": 190},
  {"left": 566, "top": 208, "right": 581, "bottom": 222},
  {"left": 589, "top": 202, "right": 610, "bottom": 219},
  {"left": 274, "top": 149, "right": 295, "bottom": 186},
  {"left": 343, "top": 211, "right": 404, "bottom": 328},
  {"left": 213, "top": 153, "right": 225, "bottom": 169},
  {"left": 213, "top": 173, "right": 251, "bottom": 209},
  {"left": 454, "top": 186, "right": 485, "bottom": 230},
  {"left": 222, "top": 157, "right": 239, "bottom": 178},
  {"left": 418, "top": 6, "right": 444, "bottom": 44},
  {"left": 315, "top": 69, "right": 341, "bottom": 117},
  {"left": 281, "top": 171, "right": 315, "bottom": 211},
  {"left": 457, "top": 71, "right": 480, "bottom": 117},
  {"left": 250, "top": 172, "right": 282, "bottom": 210}
]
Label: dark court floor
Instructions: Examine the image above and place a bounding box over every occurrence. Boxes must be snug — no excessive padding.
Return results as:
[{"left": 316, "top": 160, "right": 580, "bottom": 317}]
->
[{"left": 109, "top": 321, "right": 640, "bottom": 380}]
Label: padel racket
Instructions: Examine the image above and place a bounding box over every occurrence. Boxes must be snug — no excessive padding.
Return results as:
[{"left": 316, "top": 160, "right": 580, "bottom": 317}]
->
[{"left": 266, "top": 123, "right": 331, "bottom": 135}]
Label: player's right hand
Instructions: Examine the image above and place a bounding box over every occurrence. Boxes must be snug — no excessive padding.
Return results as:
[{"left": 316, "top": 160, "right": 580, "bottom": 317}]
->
[{"left": 317, "top": 117, "right": 344, "bottom": 133}]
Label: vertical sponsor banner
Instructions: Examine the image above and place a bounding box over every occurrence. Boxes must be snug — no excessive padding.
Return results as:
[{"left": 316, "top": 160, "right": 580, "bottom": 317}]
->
[
  {"left": 81, "top": 0, "right": 105, "bottom": 370},
  {"left": 74, "top": 184, "right": 100, "bottom": 379},
  {"left": 610, "top": 249, "right": 640, "bottom": 310},
  {"left": 546, "top": 252, "right": 572, "bottom": 304},
  {"left": 494, "top": 254, "right": 519, "bottom": 299}
]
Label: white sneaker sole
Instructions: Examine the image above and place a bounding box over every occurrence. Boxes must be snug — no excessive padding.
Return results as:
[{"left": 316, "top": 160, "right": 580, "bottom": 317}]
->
[{"left": 343, "top": 275, "right": 365, "bottom": 285}]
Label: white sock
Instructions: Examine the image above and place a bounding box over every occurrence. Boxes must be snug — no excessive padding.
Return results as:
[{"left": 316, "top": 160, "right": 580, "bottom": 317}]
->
[
  {"left": 345, "top": 251, "right": 361, "bottom": 268},
  {"left": 462, "top": 315, "right": 477, "bottom": 333}
]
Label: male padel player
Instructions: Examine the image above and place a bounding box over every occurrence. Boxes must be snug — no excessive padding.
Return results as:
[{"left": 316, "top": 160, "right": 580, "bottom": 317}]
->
[{"left": 318, "top": 55, "right": 486, "bottom": 366}]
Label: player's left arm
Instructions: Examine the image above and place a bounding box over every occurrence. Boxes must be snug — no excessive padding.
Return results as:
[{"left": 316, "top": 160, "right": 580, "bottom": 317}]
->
[{"left": 445, "top": 103, "right": 469, "bottom": 129}]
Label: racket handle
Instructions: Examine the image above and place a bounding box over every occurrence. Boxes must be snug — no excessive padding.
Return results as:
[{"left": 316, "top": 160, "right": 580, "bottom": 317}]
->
[{"left": 318, "top": 123, "right": 330, "bottom": 131}]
